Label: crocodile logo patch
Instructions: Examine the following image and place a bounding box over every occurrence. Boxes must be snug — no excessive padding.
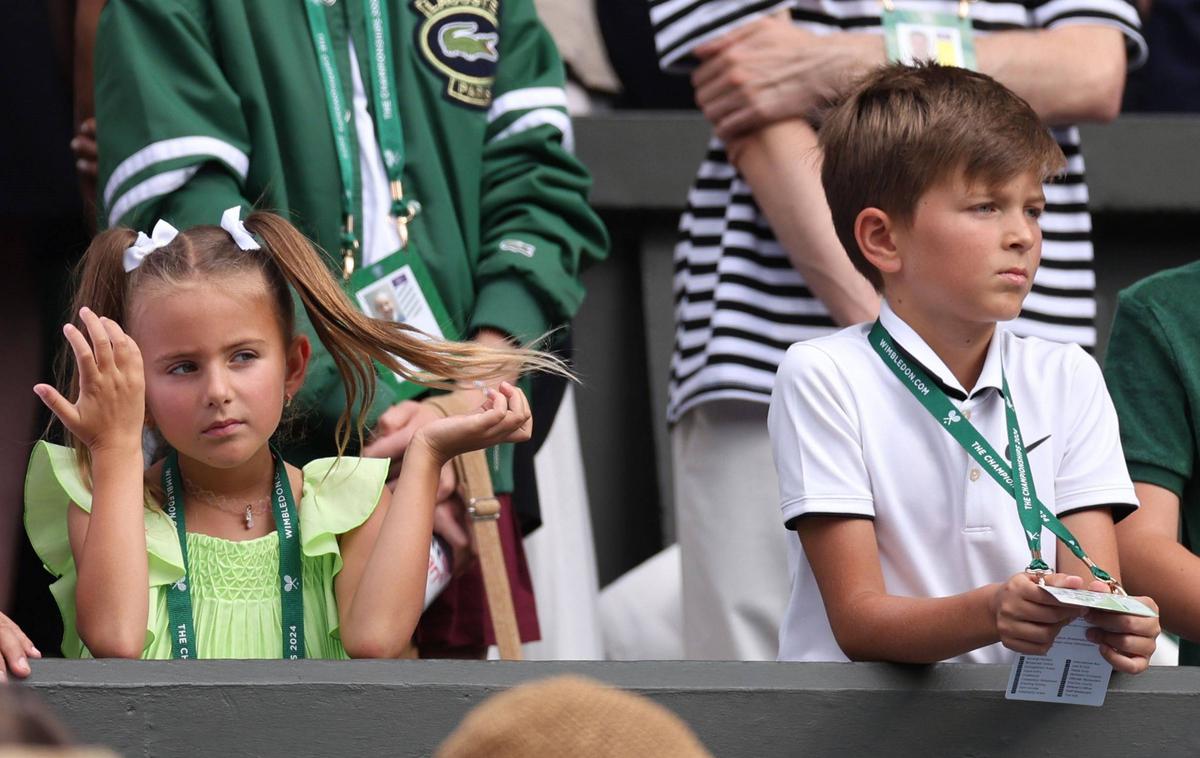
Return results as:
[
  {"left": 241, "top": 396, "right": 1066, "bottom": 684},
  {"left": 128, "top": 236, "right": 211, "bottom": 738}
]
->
[{"left": 415, "top": 0, "right": 499, "bottom": 108}]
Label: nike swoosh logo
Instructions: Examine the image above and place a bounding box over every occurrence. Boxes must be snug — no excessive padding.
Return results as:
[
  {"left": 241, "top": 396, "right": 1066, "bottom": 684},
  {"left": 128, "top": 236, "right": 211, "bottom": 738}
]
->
[{"left": 1005, "top": 434, "right": 1051, "bottom": 461}]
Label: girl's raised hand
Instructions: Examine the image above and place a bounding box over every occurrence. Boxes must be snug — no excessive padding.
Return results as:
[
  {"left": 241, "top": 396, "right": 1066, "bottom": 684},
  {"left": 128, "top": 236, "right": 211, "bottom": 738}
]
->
[
  {"left": 413, "top": 382, "right": 532, "bottom": 465},
  {"left": 34, "top": 307, "right": 145, "bottom": 452}
]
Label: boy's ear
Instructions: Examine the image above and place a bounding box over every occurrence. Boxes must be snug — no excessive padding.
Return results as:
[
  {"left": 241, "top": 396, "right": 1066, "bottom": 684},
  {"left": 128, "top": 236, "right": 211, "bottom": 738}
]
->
[
  {"left": 284, "top": 334, "right": 312, "bottom": 399},
  {"left": 855, "top": 207, "right": 902, "bottom": 278}
]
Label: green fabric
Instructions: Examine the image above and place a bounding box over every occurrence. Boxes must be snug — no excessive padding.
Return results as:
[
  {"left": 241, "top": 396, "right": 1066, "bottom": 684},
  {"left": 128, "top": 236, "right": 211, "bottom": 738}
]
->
[
  {"left": 1104, "top": 260, "right": 1200, "bottom": 665},
  {"left": 95, "top": 0, "right": 609, "bottom": 480},
  {"left": 24, "top": 441, "right": 387, "bottom": 660}
]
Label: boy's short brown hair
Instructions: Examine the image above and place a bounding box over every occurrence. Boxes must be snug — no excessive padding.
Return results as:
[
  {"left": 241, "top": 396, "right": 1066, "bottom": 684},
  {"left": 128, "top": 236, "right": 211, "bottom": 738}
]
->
[{"left": 819, "top": 63, "right": 1066, "bottom": 290}]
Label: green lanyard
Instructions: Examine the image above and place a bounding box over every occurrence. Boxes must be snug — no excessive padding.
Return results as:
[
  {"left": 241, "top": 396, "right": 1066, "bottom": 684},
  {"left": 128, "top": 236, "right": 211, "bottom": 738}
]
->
[
  {"left": 304, "top": 0, "right": 417, "bottom": 280},
  {"left": 868, "top": 320, "right": 1121, "bottom": 590},
  {"left": 161, "top": 449, "right": 306, "bottom": 659}
]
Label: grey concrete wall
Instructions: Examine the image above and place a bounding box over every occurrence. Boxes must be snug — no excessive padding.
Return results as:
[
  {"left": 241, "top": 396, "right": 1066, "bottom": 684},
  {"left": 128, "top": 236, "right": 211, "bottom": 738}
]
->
[
  {"left": 570, "top": 113, "right": 1200, "bottom": 584},
  {"left": 21, "top": 660, "right": 1200, "bottom": 757}
]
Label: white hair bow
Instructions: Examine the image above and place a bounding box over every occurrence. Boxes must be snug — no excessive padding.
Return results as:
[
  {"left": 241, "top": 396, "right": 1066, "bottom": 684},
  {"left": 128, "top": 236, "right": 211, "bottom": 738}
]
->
[
  {"left": 221, "top": 206, "right": 261, "bottom": 251},
  {"left": 123, "top": 219, "right": 180, "bottom": 272}
]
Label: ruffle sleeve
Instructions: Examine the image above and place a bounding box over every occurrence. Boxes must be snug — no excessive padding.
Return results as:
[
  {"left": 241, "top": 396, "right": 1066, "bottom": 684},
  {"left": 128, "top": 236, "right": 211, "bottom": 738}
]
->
[
  {"left": 23, "top": 441, "right": 184, "bottom": 657},
  {"left": 299, "top": 455, "right": 389, "bottom": 643}
]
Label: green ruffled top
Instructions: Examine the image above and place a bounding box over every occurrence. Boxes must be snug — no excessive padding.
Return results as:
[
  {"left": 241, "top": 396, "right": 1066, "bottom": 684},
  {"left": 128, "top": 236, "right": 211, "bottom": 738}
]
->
[{"left": 24, "top": 442, "right": 388, "bottom": 659}]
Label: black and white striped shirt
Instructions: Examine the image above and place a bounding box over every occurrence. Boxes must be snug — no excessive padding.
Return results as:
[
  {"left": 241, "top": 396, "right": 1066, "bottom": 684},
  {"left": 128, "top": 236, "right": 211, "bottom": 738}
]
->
[{"left": 651, "top": 0, "right": 1146, "bottom": 423}]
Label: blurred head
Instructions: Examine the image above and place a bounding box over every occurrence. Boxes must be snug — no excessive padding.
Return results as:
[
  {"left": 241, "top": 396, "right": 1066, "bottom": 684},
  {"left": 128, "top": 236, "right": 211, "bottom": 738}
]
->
[{"left": 436, "top": 676, "right": 713, "bottom": 758}]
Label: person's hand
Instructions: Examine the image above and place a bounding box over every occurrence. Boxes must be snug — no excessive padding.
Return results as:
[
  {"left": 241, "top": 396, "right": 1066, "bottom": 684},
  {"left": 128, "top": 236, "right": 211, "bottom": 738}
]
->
[
  {"left": 692, "top": 15, "right": 883, "bottom": 140},
  {"left": 433, "top": 498, "right": 477, "bottom": 577},
  {"left": 992, "top": 572, "right": 1086, "bottom": 655},
  {"left": 33, "top": 307, "right": 145, "bottom": 453},
  {"left": 1082, "top": 580, "right": 1159, "bottom": 674},
  {"left": 70, "top": 117, "right": 97, "bottom": 179},
  {"left": 412, "top": 382, "right": 532, "bottom": 467},
  {"left": 364, "top": 382, "right": 494, "bottom": 468},
  {"left": 0, "top": 612, "right": 40, "bottom": 682}
]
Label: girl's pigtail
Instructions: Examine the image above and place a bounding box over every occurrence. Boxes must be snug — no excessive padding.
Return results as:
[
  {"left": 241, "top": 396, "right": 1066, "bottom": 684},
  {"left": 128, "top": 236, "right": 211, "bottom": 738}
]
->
[
  {"left": 58, "top": 228, "right": 140, "bottom": 482},
  {"left": 244, "top": 212, "right": 570, "bottom": 455}
]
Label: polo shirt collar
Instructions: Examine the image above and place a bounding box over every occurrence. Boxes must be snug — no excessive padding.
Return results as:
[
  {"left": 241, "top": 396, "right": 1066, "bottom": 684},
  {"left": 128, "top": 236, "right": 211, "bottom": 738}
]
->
[{"left": 877, "top": 300, "right": 1005, "bottom": 401}]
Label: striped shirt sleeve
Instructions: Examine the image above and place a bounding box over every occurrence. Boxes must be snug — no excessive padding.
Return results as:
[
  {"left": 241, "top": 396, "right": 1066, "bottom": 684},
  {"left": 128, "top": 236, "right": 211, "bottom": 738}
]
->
[
  {"left": 1029, "top": 0, "right": 1148, "bottom": 69},
  {"left": 651, "top": 0, "right": 797, "bottom": 74}
]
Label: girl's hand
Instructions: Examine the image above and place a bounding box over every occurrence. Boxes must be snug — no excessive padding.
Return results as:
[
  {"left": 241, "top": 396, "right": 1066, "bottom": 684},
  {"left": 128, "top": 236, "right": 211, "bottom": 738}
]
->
[
  {"left": 1082, "top": 580, "right": 1159, "bottom": 674},
  {"left": 412, "top": 382, "right": 532, "bottom": 466},
  {"left": 0, "top": 611, "right": 40, "bottom": 682},
  {"left": 34, "top": 307, "right": 145, "bottom": 453},
  {"left": 992, "top": 572, "right": 1085, "bottom": 655}
]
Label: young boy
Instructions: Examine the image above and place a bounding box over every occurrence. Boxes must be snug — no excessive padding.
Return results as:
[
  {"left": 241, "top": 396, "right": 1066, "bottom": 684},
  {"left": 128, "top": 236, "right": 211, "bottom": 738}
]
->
[{"left": 768, "top": 63, "right": 1159, "bottom": 670}]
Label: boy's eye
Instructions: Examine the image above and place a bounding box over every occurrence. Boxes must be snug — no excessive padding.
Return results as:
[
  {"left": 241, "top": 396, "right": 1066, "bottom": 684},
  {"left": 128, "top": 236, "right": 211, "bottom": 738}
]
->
[
  {"left": 972, "top": 203, "right": 996, "bottom": 214},
  {"left": 232, "top": 351, "right": 257, "bottom": 363},
  {"left": 1026, "top": 206, "right": 1045, "bottom": 220},
  {"left": 168, "top": 362, "right": 196, "bottom": 375}
]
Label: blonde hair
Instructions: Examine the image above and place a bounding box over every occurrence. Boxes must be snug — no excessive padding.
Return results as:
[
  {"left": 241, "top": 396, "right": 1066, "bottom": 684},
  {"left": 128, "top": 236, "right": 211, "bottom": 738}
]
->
[
  {"left": 57, "top": 210, "right": 567, "bottom": 480},
  {"left": 819, "top": 62, "right": 1067, "bottom": 290}
]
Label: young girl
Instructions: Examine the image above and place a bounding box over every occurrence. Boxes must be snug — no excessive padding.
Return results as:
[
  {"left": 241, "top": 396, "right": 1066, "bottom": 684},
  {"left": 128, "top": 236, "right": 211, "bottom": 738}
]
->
[{"left": 25, "top": 208, "right": 558, "bottom": 660}]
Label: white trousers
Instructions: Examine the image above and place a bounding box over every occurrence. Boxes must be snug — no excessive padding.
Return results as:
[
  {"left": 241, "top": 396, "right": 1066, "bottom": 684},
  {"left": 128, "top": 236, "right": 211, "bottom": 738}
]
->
[
  {"left": 521, "top": 385, "right": 604, "bottom": 660},
  {"left": 672, "top": 400, "right": 791, "bottom": 660}
]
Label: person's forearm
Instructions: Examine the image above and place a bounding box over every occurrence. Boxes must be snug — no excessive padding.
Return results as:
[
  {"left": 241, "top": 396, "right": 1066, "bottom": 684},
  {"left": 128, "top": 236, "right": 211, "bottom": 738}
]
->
[
  {"left": 75, "top": 446, "right": 149, "bottom": 658},
  {"left": 976, "top": 26, "right": 1126, "bottom": 125},
  {"left": 730, "top": 120, "right": 879, "bottom": 326},
  {"left": 831, "top": 584, "right": 1001, "bottom": 662},
  {"left": 1119, "top": 534, "right": 1200, "bottom": 643},
  {"left": 339, "top": 445, "right": 442, "bottom": 657}
]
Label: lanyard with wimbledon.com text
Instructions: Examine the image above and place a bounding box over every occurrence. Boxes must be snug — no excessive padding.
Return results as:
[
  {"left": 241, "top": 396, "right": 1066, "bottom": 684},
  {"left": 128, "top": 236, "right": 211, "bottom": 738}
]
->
[
  {"left": 162, "top": 449, "right": 306, "bottom": 659},
  {"left": 868, "top": 320, "right": 1123, "bottom": 591},
  {"left": 304, "top": 0, "right": 419, "bottom": 279}
]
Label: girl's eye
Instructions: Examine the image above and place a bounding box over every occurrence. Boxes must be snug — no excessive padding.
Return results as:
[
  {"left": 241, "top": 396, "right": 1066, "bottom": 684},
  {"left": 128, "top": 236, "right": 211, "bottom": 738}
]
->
[
  {"left": 1026, "top": 206, "right": 1045, "bottom": 220},
  {"left": 973, "top": 203, "right": 996, "bottom": 214},
  {"left": 168, "top": 362, "right": 196, "bottom": 375},
  {"left": 232, "top": 351, "right": 257, "bottom": 363}
]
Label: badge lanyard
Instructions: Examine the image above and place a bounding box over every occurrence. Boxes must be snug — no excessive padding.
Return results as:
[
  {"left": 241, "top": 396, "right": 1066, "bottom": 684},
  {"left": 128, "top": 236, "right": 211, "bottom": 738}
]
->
[
  {"left": 880, "top": 0, "right": 978, "bottom": 70},
  {"left": 305, "top": 0, "right": 419, "bottom": 280},
  {"left": 162, "top": 449, "right": 306, "bottom": 659},
  {"left": 868, "top": 321, "right": 1124, "bottom": 592}
]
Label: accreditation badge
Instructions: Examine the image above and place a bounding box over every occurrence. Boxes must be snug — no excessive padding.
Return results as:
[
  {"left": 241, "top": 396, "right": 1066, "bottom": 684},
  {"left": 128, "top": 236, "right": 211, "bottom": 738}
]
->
[
  {"left": 349, "top": 241, "right": 459, "bottom": 401},
  {"left": 882, "top": 6, "right": 977, "bottom": 69}
]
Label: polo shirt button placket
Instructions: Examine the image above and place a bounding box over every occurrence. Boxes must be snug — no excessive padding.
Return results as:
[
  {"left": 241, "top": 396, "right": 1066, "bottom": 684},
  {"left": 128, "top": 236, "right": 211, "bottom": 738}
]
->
[{"left": 969, "top": 469, "right": 981, "bottom": 482}]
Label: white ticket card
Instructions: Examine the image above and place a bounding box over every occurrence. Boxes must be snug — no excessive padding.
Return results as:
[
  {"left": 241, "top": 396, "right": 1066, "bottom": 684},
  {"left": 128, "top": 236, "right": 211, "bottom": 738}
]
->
[
  {"left": 1039, "top": 586, "right": 1158, "bottom": 617},
  {"left": 1005, "top": 619, "right": 1112, "bottom": 707}
]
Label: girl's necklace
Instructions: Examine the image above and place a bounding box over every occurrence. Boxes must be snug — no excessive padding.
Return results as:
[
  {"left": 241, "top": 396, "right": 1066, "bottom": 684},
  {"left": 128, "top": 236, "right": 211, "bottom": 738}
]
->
[{"left": 183, "top": 477, "right": 272, "bottom": 530}]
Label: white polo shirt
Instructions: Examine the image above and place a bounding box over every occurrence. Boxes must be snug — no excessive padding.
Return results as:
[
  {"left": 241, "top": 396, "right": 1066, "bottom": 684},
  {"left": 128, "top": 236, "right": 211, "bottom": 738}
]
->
[{"left": 768, "top": 301, "right": 1137, "bottom": 663}]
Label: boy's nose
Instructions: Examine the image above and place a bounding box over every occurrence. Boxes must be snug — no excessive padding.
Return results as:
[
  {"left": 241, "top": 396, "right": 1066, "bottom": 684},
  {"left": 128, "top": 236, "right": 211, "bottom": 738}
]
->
[{"left": 1005, "top": 218, "right": 1038, "bottom": 251}]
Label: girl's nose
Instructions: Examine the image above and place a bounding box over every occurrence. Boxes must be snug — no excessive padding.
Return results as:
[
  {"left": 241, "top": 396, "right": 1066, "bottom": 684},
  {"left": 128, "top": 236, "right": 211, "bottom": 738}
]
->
[{"left": 205, "top": 370, "right": 234, "bottom": 406}]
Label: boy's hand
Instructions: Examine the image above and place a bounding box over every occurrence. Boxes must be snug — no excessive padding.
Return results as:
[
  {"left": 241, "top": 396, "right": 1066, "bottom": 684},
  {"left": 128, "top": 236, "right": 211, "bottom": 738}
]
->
[
  {"left": 33, "top": 308, "right": 145, "bottom": 453},
  {"left": 411, "top": 382, "right": 532, "bottom": 467},
  {"left": 1082, "top": 580, "right": 1159, "bottom": 674},
  {"left": 992, "top": 572, "right": 1086, "bottom": 655},
  {"left": 0, "top": 611, "right": 40, "bottom": 682}
]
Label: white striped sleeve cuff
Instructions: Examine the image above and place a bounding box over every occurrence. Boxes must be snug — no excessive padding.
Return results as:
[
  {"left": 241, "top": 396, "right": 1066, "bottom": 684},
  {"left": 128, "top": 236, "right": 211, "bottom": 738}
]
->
[
  {"left": 104, "top": 136, "right": 250, "bottom": 228},
  {"left": 486, "top": 87, "right": 574, "bottom": 152}
]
